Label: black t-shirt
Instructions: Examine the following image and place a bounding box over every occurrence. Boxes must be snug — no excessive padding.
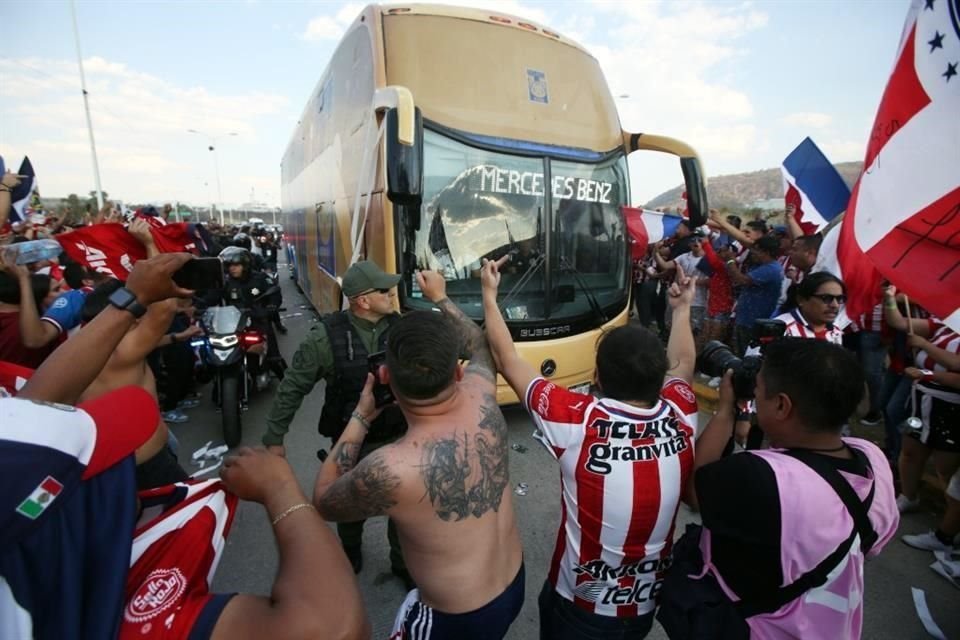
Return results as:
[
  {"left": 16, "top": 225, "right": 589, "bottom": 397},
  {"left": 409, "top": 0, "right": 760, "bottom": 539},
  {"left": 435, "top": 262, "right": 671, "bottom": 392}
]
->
[{"left": 695, "top": 450, "right": 871, "bottom": 602}]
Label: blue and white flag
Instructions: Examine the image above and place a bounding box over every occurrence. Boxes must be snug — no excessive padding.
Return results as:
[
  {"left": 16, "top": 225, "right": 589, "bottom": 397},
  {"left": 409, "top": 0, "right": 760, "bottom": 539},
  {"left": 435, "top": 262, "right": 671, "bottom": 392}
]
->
[
  {"left": 9, "top": 157, "right": 37, "bottom": 224},
  {"left": 781, "top": 137, "right": 850, "bottom": 235}
]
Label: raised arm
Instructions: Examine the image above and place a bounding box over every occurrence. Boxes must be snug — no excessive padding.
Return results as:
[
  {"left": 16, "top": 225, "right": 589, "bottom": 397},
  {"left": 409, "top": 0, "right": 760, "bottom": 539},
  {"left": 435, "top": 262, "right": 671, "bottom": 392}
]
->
[
  {"left": 19, "top": 253, "right": 194, "bottom": 404},
  {"left": 113, "top": 298, "right": 178, "bottom": 365},
  {"left": 883, "top": 285, "right": 932, "bottom": 336},
  {"left": 480, "top": 257, "right": 538, "bottom": 397},
  {"left": 665, "top": 264, "right": 697, "bottom": 383},
  {"left": 709, "top": 208, "right": 753, "bottom": 247},
  {"left": 417, "top": 269, "right": 496, "bottom": 384},
  {"left": 685, "top": 370, "right": 736, "bottom": 510},
  {"left": 785, "top": 204, "right": 804, "bottom": 240},
  {"left": 653, "top": 242, "right": 676, "bottom": 273},
  {"left": 215, "top": 448, "right": 369, "bottom": 640},
  {"left": 0, "top": 172, "right": 22, "bottom": 230},
  {"left": 128, "top": 217, "right": 160, "bottom": 258},
  {"left": 0, "top": 255, "right": 61, "bottom": 348}
]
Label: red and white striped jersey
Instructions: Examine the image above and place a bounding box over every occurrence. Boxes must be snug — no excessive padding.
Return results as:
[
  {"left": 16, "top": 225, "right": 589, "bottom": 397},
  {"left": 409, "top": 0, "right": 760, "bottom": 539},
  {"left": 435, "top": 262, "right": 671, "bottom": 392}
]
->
[
  {"left": 773, "top": 309, "right": 844, "bottom": 344},
  {"left": 120, "top": 479, "right": 239, "bottom": 640},
  {"left": 524, "top": 377, "right": 697, "bottom": 618},
  {"left": 848, "top": 303, "right": 884, "bottom": 333},
  {"left": 916, "top": 320, "right": 960, "bottom": 373}
]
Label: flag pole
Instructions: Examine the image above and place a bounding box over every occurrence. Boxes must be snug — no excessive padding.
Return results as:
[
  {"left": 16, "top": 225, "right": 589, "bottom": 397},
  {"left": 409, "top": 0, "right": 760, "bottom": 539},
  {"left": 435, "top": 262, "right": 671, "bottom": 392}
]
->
[
  {"left": 69, "top": 0, "right": 104, "bottom": 210},
  {"left": 903, "top": 294, "right": 914, "bottom": 335}
]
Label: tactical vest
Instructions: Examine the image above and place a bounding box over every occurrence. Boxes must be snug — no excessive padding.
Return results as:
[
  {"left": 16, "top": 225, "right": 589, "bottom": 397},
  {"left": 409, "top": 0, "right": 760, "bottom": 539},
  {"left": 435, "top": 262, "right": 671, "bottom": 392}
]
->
[{"left": 317, "top": 311, "right": 406, "bottom": 444}]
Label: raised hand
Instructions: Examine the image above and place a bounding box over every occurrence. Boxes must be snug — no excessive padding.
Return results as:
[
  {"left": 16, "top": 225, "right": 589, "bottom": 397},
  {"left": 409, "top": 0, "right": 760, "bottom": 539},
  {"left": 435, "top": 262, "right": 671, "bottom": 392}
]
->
[
  {"left": 125, "top": 252, "right": 195, "bottom": 304},
  {"left": 667, "top": 263, "right": 697, "bottom": 309},
  {"left": 481, "top": 255, "right": 509, "bottom": 295},
  {"left": 416, "top": 269, "right": 448, "bottom": 303}
]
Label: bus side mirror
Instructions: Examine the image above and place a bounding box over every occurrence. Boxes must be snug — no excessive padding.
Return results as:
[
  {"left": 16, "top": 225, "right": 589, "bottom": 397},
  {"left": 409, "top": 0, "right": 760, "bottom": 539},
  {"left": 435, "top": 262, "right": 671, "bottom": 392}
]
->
[
  {"left": 386, "top": 107, "right": 423, "bottom": 207},
  {"left": 680, "top": 157, "right": 708, "bottom": 227}
]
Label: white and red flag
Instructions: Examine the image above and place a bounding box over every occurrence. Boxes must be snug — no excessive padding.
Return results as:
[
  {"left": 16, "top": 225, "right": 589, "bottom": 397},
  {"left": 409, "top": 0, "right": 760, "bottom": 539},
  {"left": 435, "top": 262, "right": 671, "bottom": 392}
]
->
[
  {"left": 820, "top": 0, "right": 960, "bottom": 330},
  {"left": 56, "top": 222, "right": 197, "bottom": 281}
]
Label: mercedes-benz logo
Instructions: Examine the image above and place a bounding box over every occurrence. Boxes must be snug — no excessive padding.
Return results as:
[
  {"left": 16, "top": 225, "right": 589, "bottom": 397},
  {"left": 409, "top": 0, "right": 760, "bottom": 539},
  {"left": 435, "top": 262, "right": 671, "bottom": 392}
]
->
[{"left": 541, "top": 359, "right": 557, "bottom": 377}]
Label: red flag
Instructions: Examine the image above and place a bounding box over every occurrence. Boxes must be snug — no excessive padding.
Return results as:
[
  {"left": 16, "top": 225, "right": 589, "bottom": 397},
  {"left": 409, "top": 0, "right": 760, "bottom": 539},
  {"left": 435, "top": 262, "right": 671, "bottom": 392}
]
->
[
  {"left": 150, "top": 222, "right": 196, "bottom": 254},
  {"left": 844, "top": 0, "right": 960, "bottom": 330},
  {"left": 56, "top": 223, "right": 197, "bottom": 281}
]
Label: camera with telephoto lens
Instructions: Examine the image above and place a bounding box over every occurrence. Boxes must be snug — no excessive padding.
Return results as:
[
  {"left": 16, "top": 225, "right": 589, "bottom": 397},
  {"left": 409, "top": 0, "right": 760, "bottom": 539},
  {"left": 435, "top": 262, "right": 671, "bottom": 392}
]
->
[{"left": 697, "top": 319, "right": 787, "bottom": 399}]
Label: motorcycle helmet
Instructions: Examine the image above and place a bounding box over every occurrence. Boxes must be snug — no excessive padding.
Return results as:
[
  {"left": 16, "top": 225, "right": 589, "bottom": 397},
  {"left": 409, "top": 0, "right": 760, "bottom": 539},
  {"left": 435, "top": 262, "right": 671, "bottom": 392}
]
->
[
  {"left": 219, "top": 246, "right": 252, "bottom": 272},
  {"left": 233, "top": 232, "right": 253, "bottom": 251}
]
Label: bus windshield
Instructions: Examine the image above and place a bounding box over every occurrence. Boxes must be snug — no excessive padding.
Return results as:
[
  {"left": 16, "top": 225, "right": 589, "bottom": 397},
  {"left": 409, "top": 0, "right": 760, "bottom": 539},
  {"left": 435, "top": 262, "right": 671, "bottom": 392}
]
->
[{"left": 402, "top": 129, "right": 629, "bottom": 325}]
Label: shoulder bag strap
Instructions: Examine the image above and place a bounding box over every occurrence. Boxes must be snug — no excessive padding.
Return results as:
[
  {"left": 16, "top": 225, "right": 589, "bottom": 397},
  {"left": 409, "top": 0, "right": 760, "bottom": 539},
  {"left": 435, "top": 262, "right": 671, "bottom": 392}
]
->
[{"left": 736, "top": 447, "right": 877, "bottom": 618}]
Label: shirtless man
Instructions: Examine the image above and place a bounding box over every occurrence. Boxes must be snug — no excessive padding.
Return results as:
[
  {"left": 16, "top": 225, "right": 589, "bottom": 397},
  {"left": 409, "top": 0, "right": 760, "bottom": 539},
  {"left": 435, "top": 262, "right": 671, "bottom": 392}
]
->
[{"left": 313, "top": 268, "right": 523, "bottom": 639}]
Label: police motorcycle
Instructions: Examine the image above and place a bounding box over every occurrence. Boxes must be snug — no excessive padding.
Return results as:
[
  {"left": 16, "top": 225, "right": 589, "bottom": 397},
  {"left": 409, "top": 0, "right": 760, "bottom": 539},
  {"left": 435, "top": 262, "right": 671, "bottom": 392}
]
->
[{"left": 196, "top": 247, "right": 281, "bottom": 447}]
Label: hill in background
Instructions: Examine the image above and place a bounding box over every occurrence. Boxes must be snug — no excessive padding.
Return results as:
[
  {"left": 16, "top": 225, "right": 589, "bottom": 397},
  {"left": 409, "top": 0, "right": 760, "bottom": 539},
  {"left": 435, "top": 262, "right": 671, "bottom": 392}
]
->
[{"left": 645, "top": 161, "right": 863, "bottom": 214}]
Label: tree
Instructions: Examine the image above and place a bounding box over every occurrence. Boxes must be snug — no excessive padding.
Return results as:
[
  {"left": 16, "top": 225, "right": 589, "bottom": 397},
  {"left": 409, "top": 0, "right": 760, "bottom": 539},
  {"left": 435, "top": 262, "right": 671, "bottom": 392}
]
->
[
  {"left": 64, "top": 194, "right": 84, "bottom": 225},
  {"left": 87, "top": 190, "right": 109, "bottom": 210}
]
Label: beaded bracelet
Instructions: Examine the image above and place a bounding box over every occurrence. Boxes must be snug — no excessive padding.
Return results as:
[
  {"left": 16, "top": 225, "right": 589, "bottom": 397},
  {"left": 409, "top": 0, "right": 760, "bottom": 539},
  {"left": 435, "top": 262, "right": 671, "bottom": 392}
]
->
[{"left": 350, "top": 410, "right": 372, "bottom": 430}]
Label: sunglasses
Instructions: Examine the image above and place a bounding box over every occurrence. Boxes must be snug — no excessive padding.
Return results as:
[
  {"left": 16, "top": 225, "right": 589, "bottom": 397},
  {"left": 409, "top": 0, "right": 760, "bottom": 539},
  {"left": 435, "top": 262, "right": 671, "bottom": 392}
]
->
[{"left": 811, "top": 293, "right": 846, "bottom": 305}]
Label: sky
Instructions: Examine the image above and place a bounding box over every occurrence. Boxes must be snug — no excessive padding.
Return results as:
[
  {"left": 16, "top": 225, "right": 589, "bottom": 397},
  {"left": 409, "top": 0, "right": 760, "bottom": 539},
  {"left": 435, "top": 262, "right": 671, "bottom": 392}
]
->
[{"left": 0, "top": 0, "right": 910, "bottom": 209}]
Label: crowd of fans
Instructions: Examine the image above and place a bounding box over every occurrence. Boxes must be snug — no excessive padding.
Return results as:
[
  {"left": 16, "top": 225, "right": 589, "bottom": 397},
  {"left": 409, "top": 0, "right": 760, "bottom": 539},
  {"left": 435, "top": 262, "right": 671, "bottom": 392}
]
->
[
  {"left": 0, "top": 171, "right": 284, "bottom": 423},
  {"left": 1, "top": 161, "right": 958, "bottom": 639},
  {"left": 634, "top": 203, "right": 960, "bottom": 561}
]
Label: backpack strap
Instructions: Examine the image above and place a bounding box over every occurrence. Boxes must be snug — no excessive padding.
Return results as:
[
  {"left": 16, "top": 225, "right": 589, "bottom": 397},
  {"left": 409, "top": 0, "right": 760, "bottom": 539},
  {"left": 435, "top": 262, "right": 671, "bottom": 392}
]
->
[{"left": 736, "top": 446, "right": 878, "bottom": 618}]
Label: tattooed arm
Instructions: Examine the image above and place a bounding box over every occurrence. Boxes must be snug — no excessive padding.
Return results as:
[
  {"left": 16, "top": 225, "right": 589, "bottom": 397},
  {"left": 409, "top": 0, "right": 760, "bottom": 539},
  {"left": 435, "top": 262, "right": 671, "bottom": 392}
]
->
[
  {"left": 416, "top": 270, "right": 496, "bottom": 383},
  {"left": 314, "top": 448, "right": 402, "bottom": 522},
  {"left": 313, "top": 374, "right": 384, "bottom": 519}
]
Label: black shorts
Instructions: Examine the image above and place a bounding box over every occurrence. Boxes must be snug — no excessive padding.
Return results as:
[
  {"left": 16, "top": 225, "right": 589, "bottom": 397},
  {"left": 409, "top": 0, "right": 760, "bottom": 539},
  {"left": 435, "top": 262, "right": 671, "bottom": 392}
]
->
[
  {"left": 907, "top": 385, "right": 960, "bottom": 452},
  {"left": 393, "top": 563, "right": 524, "bottom": 640},
  {"left": 136, "top": 446, "right": 189, "bottom": 490}
]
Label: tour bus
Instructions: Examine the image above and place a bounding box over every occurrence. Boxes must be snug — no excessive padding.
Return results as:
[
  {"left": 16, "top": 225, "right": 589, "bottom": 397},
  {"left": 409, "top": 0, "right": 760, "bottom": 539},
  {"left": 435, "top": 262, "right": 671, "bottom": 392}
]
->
[{"left": 281, "top": 3, "right": 708, "bottom": 403}]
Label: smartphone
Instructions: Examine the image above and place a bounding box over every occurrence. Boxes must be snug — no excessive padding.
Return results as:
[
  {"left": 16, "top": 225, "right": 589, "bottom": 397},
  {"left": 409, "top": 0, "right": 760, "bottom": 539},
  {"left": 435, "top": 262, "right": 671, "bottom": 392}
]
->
[
  {"left": 367, "top": 351, "right": 395, "bottom": 408},
  {"left": 173, "top": 257, "right": 224, "bottom": 290}
]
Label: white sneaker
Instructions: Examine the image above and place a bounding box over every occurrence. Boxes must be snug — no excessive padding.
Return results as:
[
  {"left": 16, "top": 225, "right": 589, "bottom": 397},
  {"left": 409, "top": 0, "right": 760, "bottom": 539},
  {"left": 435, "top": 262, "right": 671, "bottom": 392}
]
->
[
  {"left": 896, "top": 495, "right": 921, "bottom": 513},
  {"left": 902, "top": 530, "right": 953, "bottom": 552}
]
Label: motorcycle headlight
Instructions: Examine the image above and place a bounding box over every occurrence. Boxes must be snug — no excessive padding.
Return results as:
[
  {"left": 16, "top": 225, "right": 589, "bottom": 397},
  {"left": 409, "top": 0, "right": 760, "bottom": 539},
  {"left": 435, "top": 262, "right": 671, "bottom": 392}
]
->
[{"left": 209, "top": 335, "right": 239, "bottom": 348}]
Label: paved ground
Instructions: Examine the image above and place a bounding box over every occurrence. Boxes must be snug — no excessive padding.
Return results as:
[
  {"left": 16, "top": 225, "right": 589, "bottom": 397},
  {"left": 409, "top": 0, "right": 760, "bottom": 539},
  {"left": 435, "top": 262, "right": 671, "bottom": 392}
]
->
[{"left": 170, "top": 258, "right": 959, "bottom": 639}]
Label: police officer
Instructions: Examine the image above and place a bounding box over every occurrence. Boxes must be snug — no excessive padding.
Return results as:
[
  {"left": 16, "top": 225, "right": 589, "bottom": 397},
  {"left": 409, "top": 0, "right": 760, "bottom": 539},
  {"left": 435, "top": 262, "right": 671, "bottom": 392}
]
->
[
  {"left": 220, "top": 247, "right": 286, "bottom": 380},
  {"left": 261, "top": 260, "right": 410, "bottom": 586}
]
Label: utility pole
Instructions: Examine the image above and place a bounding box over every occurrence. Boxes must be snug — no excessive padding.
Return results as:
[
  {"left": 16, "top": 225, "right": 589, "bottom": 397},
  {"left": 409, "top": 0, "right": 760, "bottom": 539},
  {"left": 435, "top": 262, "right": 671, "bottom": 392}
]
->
[{"left": 69, "top": 0, "right": 104, "bottom": 210}]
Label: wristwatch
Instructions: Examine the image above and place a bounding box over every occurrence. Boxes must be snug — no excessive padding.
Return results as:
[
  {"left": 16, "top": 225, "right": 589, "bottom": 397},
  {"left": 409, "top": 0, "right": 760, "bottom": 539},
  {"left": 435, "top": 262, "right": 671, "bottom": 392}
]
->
[{"left": 108, "top": 287, "right": 148, "bottom": 318}]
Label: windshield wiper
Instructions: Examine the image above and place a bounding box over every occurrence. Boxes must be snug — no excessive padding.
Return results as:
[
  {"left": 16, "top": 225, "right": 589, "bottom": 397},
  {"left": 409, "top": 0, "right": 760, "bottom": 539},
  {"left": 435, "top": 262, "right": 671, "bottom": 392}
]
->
[
  {"left": 558, "top": 256, "right": 608, "bottom": 325},
  {"left": 498, "top": 252, "right": 546, "bottom": 314}
]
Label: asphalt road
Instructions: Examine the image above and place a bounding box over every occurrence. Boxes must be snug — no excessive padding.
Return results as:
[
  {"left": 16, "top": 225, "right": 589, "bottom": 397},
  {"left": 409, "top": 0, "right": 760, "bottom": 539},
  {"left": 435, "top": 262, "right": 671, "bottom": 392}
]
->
[{"left": 170, "top": 258, "right": 959, "bottom": 640}]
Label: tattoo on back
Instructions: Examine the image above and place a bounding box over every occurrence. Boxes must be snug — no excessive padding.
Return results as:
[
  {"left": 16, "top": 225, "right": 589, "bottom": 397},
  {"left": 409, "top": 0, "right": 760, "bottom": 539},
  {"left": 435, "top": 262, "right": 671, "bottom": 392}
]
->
[{"left": 420, "top": 392, "right": 509, "bottom": 521}]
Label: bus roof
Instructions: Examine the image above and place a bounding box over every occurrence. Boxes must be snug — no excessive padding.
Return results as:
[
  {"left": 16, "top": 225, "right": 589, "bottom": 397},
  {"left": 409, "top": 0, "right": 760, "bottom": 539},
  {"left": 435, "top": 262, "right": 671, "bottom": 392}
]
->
[
  {"left": 376, "top": 3, "right": 622, "bottom": 152},
  {"left": 368, "top": 3, "right": 592, "bottom": 56}
]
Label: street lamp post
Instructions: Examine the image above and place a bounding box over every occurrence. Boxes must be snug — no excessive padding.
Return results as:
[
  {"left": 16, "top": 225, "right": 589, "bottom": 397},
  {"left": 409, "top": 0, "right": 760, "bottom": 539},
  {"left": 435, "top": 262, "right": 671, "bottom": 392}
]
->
[{"left": 188, "top": 129, "right": 237, "bottom": 226}]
